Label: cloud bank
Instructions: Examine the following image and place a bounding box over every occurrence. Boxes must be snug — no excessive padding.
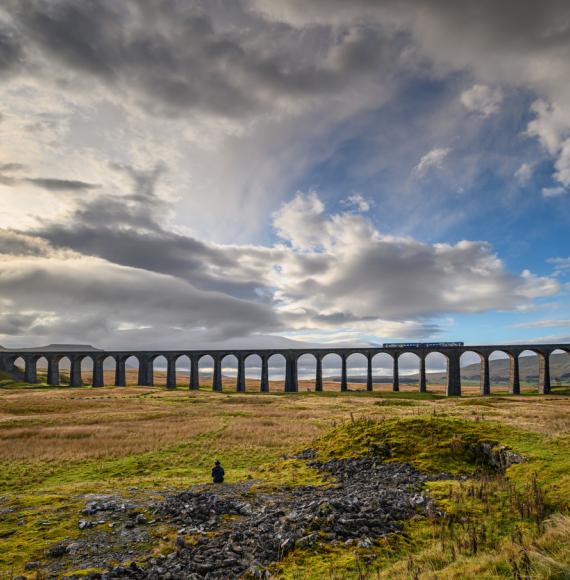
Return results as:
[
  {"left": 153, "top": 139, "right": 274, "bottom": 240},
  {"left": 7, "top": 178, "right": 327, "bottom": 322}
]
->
[
  {"left": 0, "top": 185, "right": 559, "bottom": 348},
  {"left": 0, "top": 0, "right": 568, "bottom": 348}
]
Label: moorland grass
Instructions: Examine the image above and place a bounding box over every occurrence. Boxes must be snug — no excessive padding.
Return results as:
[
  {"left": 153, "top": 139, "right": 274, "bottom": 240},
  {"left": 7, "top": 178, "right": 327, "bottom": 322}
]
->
[{"left": 1, "top": 378, "right": 570, "bottom": 577}]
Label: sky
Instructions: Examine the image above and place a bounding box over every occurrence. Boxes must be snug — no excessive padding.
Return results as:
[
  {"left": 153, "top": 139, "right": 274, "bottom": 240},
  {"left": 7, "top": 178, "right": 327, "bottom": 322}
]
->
[{"left": 1, "top": 0, "right": 570, "bottom": 356}]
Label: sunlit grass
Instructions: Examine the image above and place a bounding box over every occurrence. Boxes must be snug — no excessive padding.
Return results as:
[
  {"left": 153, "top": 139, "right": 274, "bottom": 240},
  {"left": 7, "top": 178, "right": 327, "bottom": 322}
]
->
[{"left": 1, "top": 377, "right": 570, "bottom": 576}]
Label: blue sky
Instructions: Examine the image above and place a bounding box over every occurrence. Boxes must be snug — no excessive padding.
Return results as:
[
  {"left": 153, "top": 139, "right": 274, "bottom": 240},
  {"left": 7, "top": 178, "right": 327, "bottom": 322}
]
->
[{"left": 0, "top": 0, "right": 569, "bottom": 350}]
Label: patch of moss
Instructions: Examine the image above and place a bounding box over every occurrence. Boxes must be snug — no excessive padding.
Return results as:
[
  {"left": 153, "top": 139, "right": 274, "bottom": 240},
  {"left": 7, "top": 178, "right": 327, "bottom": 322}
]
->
[
  {"left": 313, "top": 416, "right": 514, "bottom": 474},
  {"left": 251, "top": 458, "right": 328, "bottom": 490},
  {"left": 0, "top": 493, "right": 83, "bottom": 572},
  {"left": 374, "top": 399, "right": 421, "bottom": 407}
]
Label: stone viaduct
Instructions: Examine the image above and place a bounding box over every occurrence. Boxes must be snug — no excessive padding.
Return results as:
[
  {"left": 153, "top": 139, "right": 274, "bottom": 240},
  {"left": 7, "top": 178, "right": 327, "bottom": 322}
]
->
[{"left": 1, "top": 343, "right": 568, "bottom": 396}]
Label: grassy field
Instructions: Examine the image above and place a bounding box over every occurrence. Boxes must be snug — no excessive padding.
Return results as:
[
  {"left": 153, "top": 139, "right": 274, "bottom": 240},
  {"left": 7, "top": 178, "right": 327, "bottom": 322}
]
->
[{"left": 1, "top": 373, "right": 570, "bottom": 578}]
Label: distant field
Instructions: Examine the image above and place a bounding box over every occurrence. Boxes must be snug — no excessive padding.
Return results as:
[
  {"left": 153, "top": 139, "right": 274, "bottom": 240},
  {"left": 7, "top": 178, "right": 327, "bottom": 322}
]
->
[{"left": 1, "top": 376, "right": 570, "bottom": 577}]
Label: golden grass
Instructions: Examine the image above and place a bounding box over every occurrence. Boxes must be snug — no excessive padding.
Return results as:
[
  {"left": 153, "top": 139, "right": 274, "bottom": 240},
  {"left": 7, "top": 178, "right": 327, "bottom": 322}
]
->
[
  {"left": 1, "top": 381, "right": 570, "bottom": 577},
  {"left": 1, "top": 384, "right": 569, "bottom": 464}
]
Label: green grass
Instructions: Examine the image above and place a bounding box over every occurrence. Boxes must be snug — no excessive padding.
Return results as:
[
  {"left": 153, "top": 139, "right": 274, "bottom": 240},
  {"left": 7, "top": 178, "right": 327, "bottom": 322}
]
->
[
  {"left": 313, "top": 415, "right": 514, "bottom": 474},
  {"left": 2, "top": 384, "right": 570, "bottom": 578},
  {"left": 0, "top": 424, "right": 280, "bottom": 493},
  {"left": 277, "top": 416, "right": 570, "bottom": 579}
]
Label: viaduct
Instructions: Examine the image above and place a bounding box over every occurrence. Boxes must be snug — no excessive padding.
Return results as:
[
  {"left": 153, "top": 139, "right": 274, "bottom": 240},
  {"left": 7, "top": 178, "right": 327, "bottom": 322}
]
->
[{"left": 1, "top": 343, "right": 568, "bottom": 396}]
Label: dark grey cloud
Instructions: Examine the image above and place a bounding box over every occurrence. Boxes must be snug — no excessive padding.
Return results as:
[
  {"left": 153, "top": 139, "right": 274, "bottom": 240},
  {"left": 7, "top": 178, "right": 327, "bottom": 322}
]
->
[
  {"left": 33, "top": 163, "right": 280, "bottom": 301},
  {"left": 0, "top": 162, "right": 25, "bottom": 172},
  {"left": 0, "top": 312, "right": 38, "bottom": 335},
  {"left": 252, "top": 0, "right": 570, "bottom": 188},
  {"left": 24, "top": 177, "right": 98, "bottom": 191},
  {"left": 0, "top": 230, "right": 52, "bottom": 256},
  {"left": 0, "top": 24, "right": 22, "bottom": 75},
  {"left": 0, "top": 161, "right": 98, "bottom": 191},
  {"left": 0, "top": 253, "right": 281, "bottom": 346},
  {"left": 5, "top": 0, "right": 402, "bottom": 118}
]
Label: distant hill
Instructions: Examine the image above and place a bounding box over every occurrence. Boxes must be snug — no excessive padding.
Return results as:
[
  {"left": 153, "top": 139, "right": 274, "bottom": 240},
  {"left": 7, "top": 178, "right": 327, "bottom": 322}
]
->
[{"left": 1, "top": 344, "right": 102, "bottom": 352}]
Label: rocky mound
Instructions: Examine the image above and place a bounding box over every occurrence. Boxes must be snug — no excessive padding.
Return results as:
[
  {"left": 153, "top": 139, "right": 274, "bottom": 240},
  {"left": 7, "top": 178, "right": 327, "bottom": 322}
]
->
[{"left": 72, "top": 457, "right": 441, "bottom": 579}]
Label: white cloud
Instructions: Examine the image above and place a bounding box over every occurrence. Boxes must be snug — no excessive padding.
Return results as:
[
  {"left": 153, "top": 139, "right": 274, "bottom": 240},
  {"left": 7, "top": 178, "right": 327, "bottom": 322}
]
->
[
  {"left": 554, "top": 138, "right": 570, "bottom": 186},
  {"left": 460, "top": 84, "right": 503, "bottom": 117},
  {"left": 526, "top": 100, "right": 570, "bottom": 156},
  {"left": 272, "top": 191, "right": 327, "bottom": 250},
  {"left": 413, "top": 147, "right": 451, "bottom": 176},
  {"left": 542, "top": 186, "right": 566, "bottom": 198},
  {"left": 512, "top": 319, "right": 570, "bottom": 329},
  {"left": 341, "top": 194, "right": 371, "bottom": 212},
  {"left": 268, "top": 193, "right": 559, "bottom": 335},
  {"left": 514, "top": 162, "right": 532, "bottom": 184},
  {"left": 549, "top": 257, "right": 570, "bottom": 274}
]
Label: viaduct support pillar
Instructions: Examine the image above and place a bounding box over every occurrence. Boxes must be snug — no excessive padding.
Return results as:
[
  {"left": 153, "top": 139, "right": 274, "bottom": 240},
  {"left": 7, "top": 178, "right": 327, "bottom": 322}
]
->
[
  {"left": 70, "top": 357, "right": 83, "bottom": 387},
  {"left": 392, "top": 356, "right": 399, "bottom": 392},
  {"left": 285, "top": 355, "right": 298, "bottom": 393},
  {"left": 92, "top": 358, "right": 104, "bottom": 387},
  {"left": 260, "top": 356, "right": 269, "bottom": 392},
  {"left": 190, "top": 356, "right": 200, "bottom": 390},
  {"left": 315, "top": 356, "right": 323, "bottom": 392},
  {"left": 47, "top": 357, "right": 60, "bottom": 386},
  {"left": 166, "top": 357, "right": 177, "bottom": 389},
  {"left": 447, "top": 352, "right": 461, "bottom": 396},
  {"left": 24, "top": 356, "right": 38, "bottom": 384},
  {"left": 539, "top": 354, "right": 551, "bottom": 394},
  {"left": 419, "top": 356, "right": 427, "bottom": 393},
  {"left": 237, "top": 356, "right": 246, "bottom": 392},
  {"left": 340, "top": 354, "right": 348, "bottom": 392},
  {"left": 480, "top": 354, "right": 490, "bottom": 395},
  {"left": 366, "top": 354, "right": 373, "bottom": 392},
  {"left": 509, "top": 355, "right": 520, "bottom": 395},
  {"left": 212, "top": 357, "right": 222, "bottom": 391},
  {"left": 115, "top": 358, "right": 126, "bottom": 386},
  {"left": 138, "top": 357, "right": 152, "bottom": 386}
]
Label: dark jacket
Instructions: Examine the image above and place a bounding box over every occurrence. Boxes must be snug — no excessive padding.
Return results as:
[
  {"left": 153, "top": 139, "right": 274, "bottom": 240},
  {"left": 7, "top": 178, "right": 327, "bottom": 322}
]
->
[{"left": 212, "top": 464, "right": 225, "bottom": 483}]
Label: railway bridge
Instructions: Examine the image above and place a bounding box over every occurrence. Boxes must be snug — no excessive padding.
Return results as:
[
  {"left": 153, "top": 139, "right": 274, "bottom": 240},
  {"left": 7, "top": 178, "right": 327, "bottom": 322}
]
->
[{"left": 1, "top": 343, "right": 569, "bottom": 396}]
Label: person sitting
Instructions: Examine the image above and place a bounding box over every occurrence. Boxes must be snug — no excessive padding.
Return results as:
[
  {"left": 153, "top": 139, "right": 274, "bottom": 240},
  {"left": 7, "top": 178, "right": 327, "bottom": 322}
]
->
[{"left": 212, "top": 460, "right": 224, "bottom": 484}]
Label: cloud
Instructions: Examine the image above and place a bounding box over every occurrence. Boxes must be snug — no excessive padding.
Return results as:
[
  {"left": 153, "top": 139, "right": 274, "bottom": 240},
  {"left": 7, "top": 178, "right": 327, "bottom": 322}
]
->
[
  {"left": 526, "top": 100, "right": 570, "bottom": 156},
  {"left": 0, "top": 1, "right": 568, "bottom": 348},
  {"left": 341, "top": 194, "right": 371, "bottom": 212},
  {"left": 514, "top": 162, "right": 532, "bottom": 185},
  {"left": 460, "top": 84, "right": 503, "bottom": 117},
  {"left": 1, "top": 189, "right": 560, "bottom": 347},
  {"left": 251, "top": 0, "right": 570, "bottom": 190},
  {"left": 413, "top": 147, "right": 451, "bottom": 176},
  {"left": 272, "top": 191, "right": 327, "bottom": 251},
  {"left": 0, "top": 229, "right": 54, "bottom": 256},
  {"left": 554, "top": 139, "right": 570, "bottom": 186},
  {"left": 512, "top": 319, "right": 570, "bottom": 329},
  {"left": 0, "top": 254, "right": 281, "bottom": 346},
  {"left": 549, "top": 257, "right": 570, "bottom": 274},
  {"left": 0, "top": 312, "right": 39, "bottom": 335},
  {"left": 542, "top": 186, "right": 566, "bottom": 198},
  {"left": 5, "top": 0, "right": 398, "bottom": 121},
  {"left": 0, "top": 22, "right": 22, "bottom": 76},
  {"left": 0, "top": 159, "right": 98, "bottom": 193},
  {"left": 23, "top": 177, "right": 98, "bottom": 191},
  {"left": 268, "top": 193, "right": 559, "bottom": 332}
]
